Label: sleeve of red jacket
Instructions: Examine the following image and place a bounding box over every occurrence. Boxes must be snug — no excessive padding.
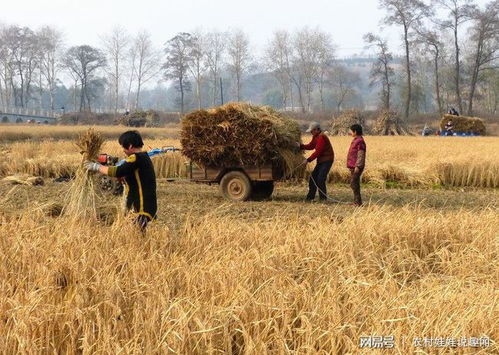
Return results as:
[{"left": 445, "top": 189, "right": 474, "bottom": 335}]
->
[
  {"left": 300, "top": 136, "right": 316, "bottom": 150},
  {"left": 307, "top": 135, "right": 325, "bottom": 162}
]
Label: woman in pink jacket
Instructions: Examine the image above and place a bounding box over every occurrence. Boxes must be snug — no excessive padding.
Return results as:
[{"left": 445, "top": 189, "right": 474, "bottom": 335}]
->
[{"left": 347, "top": 124, "right": 366, "bottom": 206}]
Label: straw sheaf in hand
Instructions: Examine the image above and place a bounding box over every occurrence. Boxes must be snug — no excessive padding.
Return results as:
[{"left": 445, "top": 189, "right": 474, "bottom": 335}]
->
[
  {"left": 75, "top": 128, "right": 105, "bottom": 162},
  {"left": 181, "top": 103, "right": 303, "bottom": 176},
  {"left": 440, "top": 114, "right": 486, "bottom": 135},
  {"left": 63, "top": 128, "right": 104, "bottom": 220}
]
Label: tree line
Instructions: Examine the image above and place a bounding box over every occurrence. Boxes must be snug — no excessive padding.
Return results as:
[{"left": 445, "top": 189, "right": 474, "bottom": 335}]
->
[{"left": 0, "top": 0, "right": 497, "bottom": 119}]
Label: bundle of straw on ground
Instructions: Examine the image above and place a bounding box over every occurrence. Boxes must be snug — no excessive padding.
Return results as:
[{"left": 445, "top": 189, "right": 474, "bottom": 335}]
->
[
  {"left": 330, "top": 109, "right": 367, "bottom": 135},
  {"left": 371, "top": 110, "right": 412, "bottom": 135},
  {"left": 440, "top": 114, "right": 486, "bottom": 135},
  {"left": 1, "top": 174, "right": 44, "bottom": 186},
  {"left": 181, "top": 103, "right": 303, "bottom": 177},
  {"left": 62, "top": 128, "right": 104, "bottom": 219}
]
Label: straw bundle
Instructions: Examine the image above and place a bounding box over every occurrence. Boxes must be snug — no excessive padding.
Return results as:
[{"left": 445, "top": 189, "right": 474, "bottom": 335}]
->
[
  {"left": 152, "top": 152, "right": 188, "bottom": 179},
  {"left": 440, "top": 114, "right": 486, "bottom": 135},
  {"left": 1, "top": 174, "right": 44, "bottom": 186},
  {"left": 181, "top": 103, "right": 303, "bottom": 176},
  {"left": 371, "top": 110, "right": 411, "bottom": 135},
  {"left": 330, "top": 110, "right": 367, "bottom": 135},
  {"left": 63, "top": 128, "right": 104, "bottom": 219}
]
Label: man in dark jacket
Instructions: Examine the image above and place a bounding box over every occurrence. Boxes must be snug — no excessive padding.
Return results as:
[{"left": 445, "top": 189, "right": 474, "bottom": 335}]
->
[
  {"left": 85, "top": 130, "right": 157, "bottom": 232},
  {"left": 300, "top": 122, "right": 335, "bottom": 201},
  {"left": 347, "top": 124, "right": 366, "bottom": 206}
]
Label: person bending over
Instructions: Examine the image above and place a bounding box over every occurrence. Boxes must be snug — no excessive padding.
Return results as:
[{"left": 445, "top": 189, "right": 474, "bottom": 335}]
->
[
  {"left": 300, "top": 122, "right": 334, "bottom": 201},
  {"left": 86, "top": 130, "right": 157, "bottom": 232}
]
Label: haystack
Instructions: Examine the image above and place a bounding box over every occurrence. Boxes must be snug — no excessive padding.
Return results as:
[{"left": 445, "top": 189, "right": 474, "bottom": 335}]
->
[
  {"left": 118, "top": 110, "right": 160, "bottom": 127},
  {"left": 440, "top": 114, "right": 486, "bottom": 135},
  {"left": 371, "top": 110, "right": 411, "bottom": 135},
  {"left": 181, "top": 103, "right": 303, "bottom": 178},
  {"left": 330, "top": 109, "right": 366, "bottom": 135}
]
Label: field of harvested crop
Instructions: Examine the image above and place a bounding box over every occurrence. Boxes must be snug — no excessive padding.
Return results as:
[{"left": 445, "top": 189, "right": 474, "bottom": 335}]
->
[
  {"left": 1, "top": 125, "right": 498, "bottom": 188},
  {"left": 0, "top": 125, "right": 497, "bottom": 353}
]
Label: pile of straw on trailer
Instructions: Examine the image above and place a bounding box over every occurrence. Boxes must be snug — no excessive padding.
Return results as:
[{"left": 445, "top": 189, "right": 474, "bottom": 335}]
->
[
  {"left": 330, "top": 109, "right": 367, "bottom": 135},
  {"left": 181, "top": 103, "right": 303, "bottom": 178},
  {"left": 440, "top": 114, "right": 486, "bottom": 135},
  {"left": 371, "top": 110, "right": 412, "bottom": 135},
  {"left": 151, "top": 152, "right": 188, "bottom": 179}
]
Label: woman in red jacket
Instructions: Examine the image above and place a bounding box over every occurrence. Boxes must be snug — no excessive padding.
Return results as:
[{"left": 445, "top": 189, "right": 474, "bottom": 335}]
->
[
  {"left": 300, "top": 122, "right": 334, "bottom": 201},
  {"left": 347, "top": 124, "right": 366, "bottom": 206}
]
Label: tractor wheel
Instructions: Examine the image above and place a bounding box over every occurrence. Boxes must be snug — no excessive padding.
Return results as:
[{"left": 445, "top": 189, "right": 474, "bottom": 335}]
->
[
  {"left": 220, "top": 171, "right": 252, "bottom": 201},
  {"left": 251, "top": 181, "right": 274, "bottom": 200}
]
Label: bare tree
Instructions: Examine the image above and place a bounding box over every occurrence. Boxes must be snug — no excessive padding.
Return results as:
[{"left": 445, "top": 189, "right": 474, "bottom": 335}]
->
[
  {"left": 188, "top": 30, "right": 207, "bottom": 109},
  {"left": 163, "top": 32, "right": 194, "bottom": 114},
  {"left": 204, "top": 31, "right": 226, "bottom": 106},
  {"left": 37, "top": 26, "right": 63, "bottom": 112},
  {"left": 482, "top": 68, "right": 499, "bottom": 114},
  {"left": 2, "top": 26, "right": 39, "bottom": 108},
  {"left": 417, "top": 29, "right": 445, "bottom": 114},
  {"left": 131, "top": 31, "right": 159, "bottom": 109},
  {"left": 102, "top": 26, "right": 129, "bottom": 115},
  {"left": 330, "top": 64, "right": 360, "bottom": 112},
  {"left": 227, "top": 29, "right": 251, "bottom": 101},
  {"left": 0, "top": 25, "right": 14, "bottom": 109},
  {"left": 125, "top": 42, "right": 137, "bottom": 110},
  {"left": 380, "top": 0, "right": 432, "bottom": 119},
  {"left": 63, "top": 45, "right": 106, "bottom": 112},
  {"left": 316, "top": 31, "right": 335, "bottom": 112},
  {"left": 364, "top": 32, "right": 395, "bottom": 110},
  {"left": 264, "top": 30, "right": 294, "bottom": 109},
  {"left": 466, "top": 0, "right": 499, "bottom": 115},
  {"left": 293, "top": 28, "right": 321, "bottom": 112},
  {"left": 434, "top": 0, "right": 477, "bottom": 113}
]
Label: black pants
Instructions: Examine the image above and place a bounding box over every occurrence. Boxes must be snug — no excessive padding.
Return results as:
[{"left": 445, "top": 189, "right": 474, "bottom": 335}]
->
[
  {"left": 307, "top": 160, "right": 333, "bottom": 200},
  {"left": 349, "top": 167, "right": 363, "bottom": 205}
]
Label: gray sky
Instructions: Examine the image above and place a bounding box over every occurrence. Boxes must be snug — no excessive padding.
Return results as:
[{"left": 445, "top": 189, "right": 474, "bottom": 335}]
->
[{"left": 0, "top": 0, "right": 491, "bottom": 58}]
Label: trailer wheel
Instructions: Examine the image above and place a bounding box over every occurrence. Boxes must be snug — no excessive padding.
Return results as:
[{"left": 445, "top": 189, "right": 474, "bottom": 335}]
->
[
  {"left": 99, "top": 175, "right": 115, "bottom": 192},
  {"left": 99, "top": 176, "right": 123, "bottom": 195},
  {"left": 220, "top": 171, "right": 252, "bottom": 201},
  {"left": 251, "top": 181, "right": 274, "bottom": 200}
]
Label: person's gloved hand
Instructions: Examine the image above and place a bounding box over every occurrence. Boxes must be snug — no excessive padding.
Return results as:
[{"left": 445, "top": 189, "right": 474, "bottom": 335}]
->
[
  {"left": 303, "top": 158, "right": 309, "bottom": 165},
  {"left": 84, "top": 161, "right": 102, "bottom": 173}
]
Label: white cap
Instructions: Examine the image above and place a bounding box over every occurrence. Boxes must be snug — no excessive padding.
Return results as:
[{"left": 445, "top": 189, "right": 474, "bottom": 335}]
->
[{"left": 306, "top": 122, "right": 321, "bottom": 133}]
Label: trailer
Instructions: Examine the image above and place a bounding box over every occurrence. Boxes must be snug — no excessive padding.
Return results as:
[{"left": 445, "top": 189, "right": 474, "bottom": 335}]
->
[
  {"left": 188, "top": 162, "right": 283, "bottom": 201},
  {"left": 97, "top": 148, "right": 286, "bottom": 202}
]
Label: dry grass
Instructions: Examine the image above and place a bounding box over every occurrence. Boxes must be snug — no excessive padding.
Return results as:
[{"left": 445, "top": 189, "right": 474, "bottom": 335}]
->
[
  {"left": 1, "top": 131, "right": 498, "bottom": 188},
  {"left": 0, "top": 180, "right": 497, "bottom": 353},
  {"left": 0, "top": 124, "right": 179, "bottom": 142}
]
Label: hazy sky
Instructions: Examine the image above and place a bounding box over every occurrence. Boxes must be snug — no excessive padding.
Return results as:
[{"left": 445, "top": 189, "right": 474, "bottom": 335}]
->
[{"left": 0, "top": 0, "right": 491, "bottom": 58}]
